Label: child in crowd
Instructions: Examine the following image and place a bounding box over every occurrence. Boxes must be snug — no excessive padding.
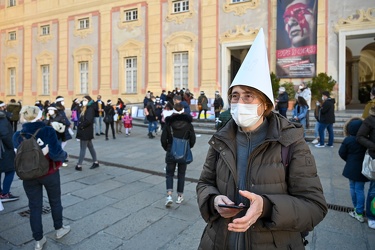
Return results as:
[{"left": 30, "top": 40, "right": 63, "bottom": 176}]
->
[
  {"left": 123, "top": 110, "right": 133, "bottom": 136},
  {"left": 338, "top": 117, "right": 368, "bottom": 223}
]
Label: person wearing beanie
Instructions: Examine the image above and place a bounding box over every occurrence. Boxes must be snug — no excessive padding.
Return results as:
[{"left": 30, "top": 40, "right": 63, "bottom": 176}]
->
[
  {"left": 362, "top": 87, "right": 375, "bottom": 119},
  {"left": 275, "top": 86, "right": 289, "bottom": 118},
  {"left": 0, "top": 100, "right": 18, "bottom": 203},
  {"left": 70, "top": 98, "right": 81, "bottom": 130},
  {"left": 339, "top": 118, "right": 368, "bottom": 224},
  {"left": 12, "top": 105, "right": 70, "bottom": 249},
  {"left": 213, "top": 91, "right": 224, "bottom": 119},
  {"left": 196, "top": 29, "right": 327, "bottom": 249},
  {"left": 6, "top": 99, "right": 22, "bottom": 133},
  {"left": 161, "top": 102, "right": 196, "bottom": 207},
  {"left": 103, "top": 99, "right": 116, "bottom": 140},
  {"left": 75, "top": 96, "right": 100, "bottom": 171},
  {"left": 197, "top": 91, "right": 208, "bottom": 119},
  {"left": 357, "top": 105, "right": 375, "bottom": 230},
  {"left": 315, "top": 91, "right": 335, "bottom": 148},
  {"left": 44, "top": 104, "right": 67, "bottom": 143}
]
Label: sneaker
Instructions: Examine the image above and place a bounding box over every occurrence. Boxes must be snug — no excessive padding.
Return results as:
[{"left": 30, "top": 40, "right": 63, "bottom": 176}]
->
[
  {"left": 368, "top": 219, "right": 375, "bottom": 229},
  {"left": 105, "top": 137, "right": 109, "bottom": 141},
  {"left": 90, "top": 162, "right": 99, "bottom": 169},
  {"left": 62, "top": 162, "right": 68, "bottom": 167},
  {"left": 75, "top": 165, "right": 82, "bottom": 171},
  {"left": 325, "top": 144, "right": 334, "bottom": 148},
  {"left": 315, "top": 144, "right": 325, "bottom": 148},
  {"left": 56, "top": 225, "right": 71, "bottom": 239},
  {"left": 35, "top": 236, "right": 46, "bottom": 250},
  {"left": 176, "top": 196, "right": 184, "bottom": 204},
  {"left": 95, "top": 133, "right": 100, "bottom": 136},
  {"left": 0, "top": 193, "right": 19, "bottom": 202},
  {"left": 126, "top": 134, "right": 129, "bottom": 136},
  {"left": 311, "top": 139, "right": 319, "bottom": 144},
  {"left": 100, "top": 132, "right": 105, "bottom": 135},
  {"left": 349, "top": 211, "right": 365, "bottom": 223},
  {"left": 165, "top": 195, "right": 173, "bottom": 207}
]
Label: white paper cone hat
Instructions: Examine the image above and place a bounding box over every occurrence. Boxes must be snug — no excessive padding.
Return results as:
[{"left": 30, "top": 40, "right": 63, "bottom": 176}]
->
[{"left": 229, "top": 28, "right": 274, "bottom": 107}]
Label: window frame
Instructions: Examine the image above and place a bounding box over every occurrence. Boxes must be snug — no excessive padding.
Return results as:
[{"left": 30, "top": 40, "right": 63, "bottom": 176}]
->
[
  {"left": 124, "top": 9, "right": 138, "bottom": 22},
  {"left": 41, "top": 64, "right": 50, "bottom": 95},
  {"left": 40, "top": 25, "right": 50, "bottom": 36},
  {"left": 8, "top": 31, "right": 16, "bottom": 41},
  {"left": 79, "top": 61, "right": 89, "bottom": 94},
  {"left": 8, "top": 0, "right": 16, "bottom": 7},
  {"left": 78, "top": 18, "right": 90, "bottom": 30},
  {"left": 9, "top": 67, "right": 16, "bottom": 95},
  {"left": 173, "top": 52, "right": 189, "bottom": 89},
  {"left": 124, "top": 57, "right": 138, "bottom": 94},
  {"left": 173, "top": 0, "right": 189, "bottom": 13}
]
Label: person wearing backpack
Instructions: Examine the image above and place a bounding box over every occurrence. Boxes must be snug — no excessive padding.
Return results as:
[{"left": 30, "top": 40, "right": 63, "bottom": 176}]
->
[
  {"left": 12, "top": 105, "right": 70, "bottom": 250},
  {"left": 0, "top": 101, "right": 18, "bottom": 202}
]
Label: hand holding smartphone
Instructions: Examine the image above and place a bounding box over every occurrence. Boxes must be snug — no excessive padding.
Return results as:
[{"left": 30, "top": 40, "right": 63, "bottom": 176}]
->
[{"left": 218, "top": 204, "right": 249, "bottom": 209}]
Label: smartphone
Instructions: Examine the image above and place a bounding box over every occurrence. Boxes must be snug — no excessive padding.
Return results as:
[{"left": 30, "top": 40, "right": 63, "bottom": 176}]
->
[{"left": 218, "top": 204, "right": 249, "bottom": 209}]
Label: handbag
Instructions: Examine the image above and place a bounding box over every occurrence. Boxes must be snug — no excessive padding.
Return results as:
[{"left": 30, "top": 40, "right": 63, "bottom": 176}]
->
[
  {"left": 362, "top": 151, "right": 375, "bottom": 180},
  {"left": 198, "top": 104, "right": 202, "bottom": 111},
  {"left": 169, "top": 128, "right": 193, "bottom": 164},
  {"left": 289, "top": 117, "right": 300, "bottom": 123}
]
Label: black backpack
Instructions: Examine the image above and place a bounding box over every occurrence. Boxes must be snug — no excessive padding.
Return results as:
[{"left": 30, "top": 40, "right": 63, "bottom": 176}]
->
[{"left": 14, "top": 128, "right": 50, "bottom": 180}]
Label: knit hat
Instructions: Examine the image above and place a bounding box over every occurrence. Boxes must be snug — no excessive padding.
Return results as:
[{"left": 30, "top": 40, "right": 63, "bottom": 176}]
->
[
  {"left": 322, "top": 91, "right": 330, "bottom": 98},
  {"left": 56, "top": 96, "right": 64, "bottom": 103},
  {"left": 20, "top": 106, "right": 43, "bottom": 122},
  {"left": 229, "top": 28, "right": 274, "bottom": 107},
  {"left": 107, "top": 99, "right": 112, "bottom": 105}
]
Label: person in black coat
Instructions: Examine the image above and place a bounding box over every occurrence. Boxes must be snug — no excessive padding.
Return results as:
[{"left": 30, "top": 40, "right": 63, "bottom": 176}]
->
[
  {"left": 275, "top": 87, "right": 288, "bottom": 118},
  {"left": 339, "top": 118, "right": 368, "bottom": 222},
  {"left": 75, "top": 96, "right": 99, "bottom": 171},
  {"left": 315, "top": 91, "right": 335, "bottom": 147},
  {"left": 0, "top": 101, "right": 18, "bottom": 202},
  {"left": 103, "top": 100, "right": 115, "bottom": 140},
  {"left": 161, "top": 102, "right": 196, "bottom": 207}
]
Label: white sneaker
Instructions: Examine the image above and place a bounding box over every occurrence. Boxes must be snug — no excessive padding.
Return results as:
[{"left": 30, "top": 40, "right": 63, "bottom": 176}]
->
[
  {"left": 62, "top": 162, "right": 68, "bottom": 167},
  {"left": 315, "top": 144, "right": 325, "bottom": 148},
  {"left": 56, "top": 225, "right": 71, "bottom": 239},
  {"left": 176, "top": 196, "right": 184, "bottom": 204},
  {"left": 368, "top": 219, "right": 375, "bottom": 229},
  {"left": 35, "top": 236, "right": 46, "bottom": 250},
  {"left": 311, "top": 139, "right": 319, "bottom": 144},
  {"left": 165, "top": 195, "right": 173, "bottom": 207},
  {"left": 349, "top": 211, "right": 365, "bottom": 223}
]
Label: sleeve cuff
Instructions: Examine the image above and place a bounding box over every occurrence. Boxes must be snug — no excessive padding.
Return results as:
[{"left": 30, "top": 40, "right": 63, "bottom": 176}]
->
[{"left": 260, "top": 196, "right": 272, "bottom": 219}]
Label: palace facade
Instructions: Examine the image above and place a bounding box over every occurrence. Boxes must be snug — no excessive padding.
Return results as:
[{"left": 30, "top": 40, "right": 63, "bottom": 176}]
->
[{"left": 0, "top": 0, "right": 374, "bottom": 110}]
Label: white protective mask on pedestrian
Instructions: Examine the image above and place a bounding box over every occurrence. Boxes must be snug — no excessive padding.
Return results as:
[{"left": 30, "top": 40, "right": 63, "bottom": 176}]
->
[
  {"left": 230, "top": 103, "right": 263, "bottom": 128},
  {"left": 48, "top": 110, "right": 55, "bottom": 116},
  {"left": 82, "top": 100, "right": 88, "bottom": 106}
]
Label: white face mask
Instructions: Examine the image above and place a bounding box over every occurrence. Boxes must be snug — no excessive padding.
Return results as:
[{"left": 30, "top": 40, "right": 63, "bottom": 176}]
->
[
  {"left": 48, "top": 110, "right": 55, "bottom": 116},
  {"left": 230, "top": 103, "right": 263, "bottom": 128},
  {"left": 82, "top": 100, "right": 88, "bottom": 106}
]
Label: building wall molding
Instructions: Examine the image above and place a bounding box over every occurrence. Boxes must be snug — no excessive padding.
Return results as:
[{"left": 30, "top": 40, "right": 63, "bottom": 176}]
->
[{"left": 223, "top": 0, "right": 259, "bottom": 16}]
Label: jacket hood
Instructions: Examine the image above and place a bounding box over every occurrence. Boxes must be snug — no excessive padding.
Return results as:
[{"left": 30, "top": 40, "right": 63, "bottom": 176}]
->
[
  {"left": 343, "top": 117, "right": 363, "bottom": 136},
  {"left": 166, "top": 113, "right": 192, "bottom": 130}
]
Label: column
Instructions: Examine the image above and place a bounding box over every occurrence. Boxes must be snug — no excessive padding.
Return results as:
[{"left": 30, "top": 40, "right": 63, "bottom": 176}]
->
[{"left": 350, "top": 56, "right": 360, "bottom": 104}]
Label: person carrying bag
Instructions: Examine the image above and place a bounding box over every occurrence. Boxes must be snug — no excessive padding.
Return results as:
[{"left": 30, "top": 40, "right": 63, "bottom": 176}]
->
[{"left": 161, "top": 103, "right": 196, "bottom": 207}]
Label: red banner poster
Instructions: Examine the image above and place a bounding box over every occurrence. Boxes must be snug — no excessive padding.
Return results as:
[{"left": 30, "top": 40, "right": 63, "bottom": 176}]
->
[{"left": 276, "top": 0, "right": 318, "bottom": 78}]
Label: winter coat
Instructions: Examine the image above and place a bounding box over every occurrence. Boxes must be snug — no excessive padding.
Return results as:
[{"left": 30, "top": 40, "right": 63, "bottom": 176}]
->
[
  {"left": 76, "top": 100, "right": 95, "bottom": 141},
  {"left": 362, "top": 99, "right": 375, "bottom": 119},
  {"left": 357, "top": 110, "right": 375, "bottom": 159},
  {"left": 277, "top": 92, "right": 289, "bottom": 109},
  {"left": 161, "top": 113, "right": 196, "bottom": 163},
  {"left": 214, "top": 96, "right": 224, "bottom": 112},
  {"left": 318, "top": 98, "right": 335, "bottom": 124},
  {"left": 216, "top": 109, "right": 232, "bottom": 131},
  {"left": 44, "top": 113, "right": 67, "bottom": 142},
  {"left": 339, "top": 118, "right": 368, "bottom": 182},
  {"left": 198, "top": 95, "right": 209, "bottom": 110},
  {"left": 0, "top": 111, "right": 15, "bottom": 173},
  {"left": 6, "top": 102, "right": 21, "bottom": 121},
  {"left": 196, "top": 112, "right": 327, "bottom": 250},
  {"left": 104, "top": 104, "right": 115, "bottom": 123},
  {"left": 56, "top": 107, "right": 72, "bottom": 141},
  {"left": 13, "top": 121, "right": 67, "bottom": 177}
]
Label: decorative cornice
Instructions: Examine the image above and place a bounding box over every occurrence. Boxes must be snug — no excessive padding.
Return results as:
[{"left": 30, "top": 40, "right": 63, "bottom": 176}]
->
[
  {"left": 117, "top": 4, "right": 142, "bottom": 31},
  {"left": 223, "top": 0, "right": 259, "bottom": 16},
  {"left": 73, "top": 14, "right": 93, "bottom": 39},
  {"left": 5, "top": 40, "right": 18, "bottom": 48},
  {"left": 220, "top": 25, "right": 259, "bottom": 43},
  {"left": 165, "top": 0, "right": 194, "bottom": 24},
  {"left": 335, "top": 8, "right": 375, "bottom": 32}
]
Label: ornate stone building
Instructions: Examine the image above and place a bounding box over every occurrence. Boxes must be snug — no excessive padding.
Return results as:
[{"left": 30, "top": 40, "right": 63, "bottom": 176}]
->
[{"left": 0, "top": 0, "right": 374, "bottom": 110}]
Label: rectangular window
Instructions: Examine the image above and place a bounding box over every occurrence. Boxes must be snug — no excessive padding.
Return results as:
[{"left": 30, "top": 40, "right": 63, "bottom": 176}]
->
[
  {"left": 79, "top": 61, "right": 88, "bottom": 94},
  {"left": 78, "top": 18, "right": 89, "bottom": 30},
  {"left": 9, "top": 31, "right": 16, "bottom": 41},
  {"left": 231, "top": 0, "right": 249, "bottom": 3},
  {"left": 125, "top": 9, "right": 138, "bottom": 22},
  {"left": 125, "top": 57, "right": 137, "bottom": 93},
  {"left": 41, "top": 25, "right": 50, "bottom": 36},
  {"left": 8, "top": 0, "right": 16, "bottom": 7},
  {"left": 41, "top": 65, "right": 50, "bottom": 95},
  {"left": 9, "top": 67, "right": 16, "bottom": 95},
  {"left": 173, "top": 0, "right": 189, "bottom": 13},
  {"left": 173, "top": 52, "right": 188, "bottom": 89}
]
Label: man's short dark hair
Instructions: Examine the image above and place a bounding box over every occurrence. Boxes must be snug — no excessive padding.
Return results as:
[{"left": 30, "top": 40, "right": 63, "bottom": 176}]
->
[
  {"left": 173, "top": 102, "right": 183, "bottom": 112},
  {"left": 173, "top": 95, "right": 182, "bottom": 101}
]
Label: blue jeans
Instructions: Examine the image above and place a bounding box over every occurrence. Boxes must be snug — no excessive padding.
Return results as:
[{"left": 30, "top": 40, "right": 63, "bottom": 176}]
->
[
  {"left": 148, "top": 121, "right": 158, "bottom": 133},
  {"left": 166, "top": 162, "right": 187, "bottom": 195},
  {"left": 314, "top": 121, "right": 320, "bottom": 138},
  {"left": 95, "top": 116, "right": 104, "bottom": 134},
  {"left": 23, "top": 171, "right": 63, "bottom": 241},
  {"left": 318, "top": 123, "right": 334, "bottom": 146},
  {"left": 367, "top": 181, "right": 375, "bottom": 220},
  {"left": 279, "top": 108, "right": 287, "bottom": 118},
  {"left": 0, "top": 170, "right": 15, "bottom": 194},
  {"left": 349, "top": 180, "right": 365, "bottom": 214}
]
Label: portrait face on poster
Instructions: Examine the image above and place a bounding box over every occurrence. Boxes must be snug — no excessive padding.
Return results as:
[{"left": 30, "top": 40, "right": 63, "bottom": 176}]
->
[{"left": 276, "top": 0, "right": 317, "bottom": 78}]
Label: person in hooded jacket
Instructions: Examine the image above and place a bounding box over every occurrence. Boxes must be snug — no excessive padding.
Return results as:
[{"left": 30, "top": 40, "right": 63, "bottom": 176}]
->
[
  {"left": 315, "top": 91, "right": 335, "bottom": 148},
  {"left": 6, "top": 99, "right": 21, "bottom": 132},
  {"left": 12, "top": 105, "right": 70, "bottom": 250},
  {"left": 103, "top": 100, "right": 116, "bottom": 140},
  {"left": 75, "top": 96, "right": 99, "bottom": 171},
  {"left": 161, "top": 102, "right": 196, "bottom": 207},
  {"left": 196, "top": 29, "right": 327, "bottom": 250},
  {"left": 339, "top": 118, "right": 368, "bottom": 223},
  {"left": 356, "top": 105, "right": 375, "bottom": 230},
  {"left": 44, "top": 104, "right": 67, "bottom": 143},
  {"left": 54, "top": 96, "right": 72, "bottom": 149}
]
